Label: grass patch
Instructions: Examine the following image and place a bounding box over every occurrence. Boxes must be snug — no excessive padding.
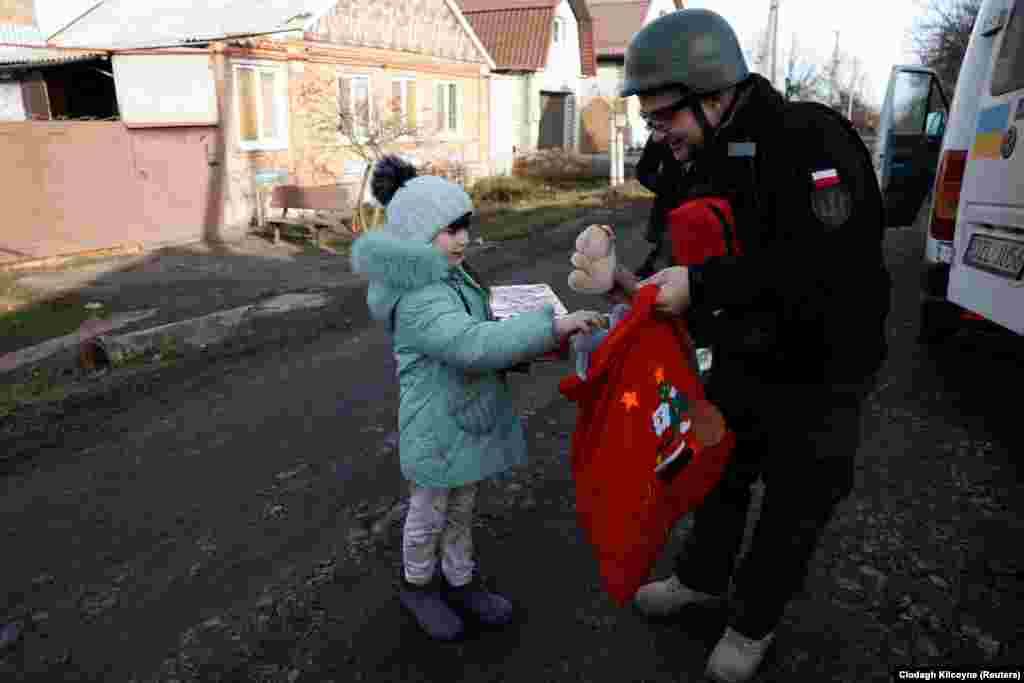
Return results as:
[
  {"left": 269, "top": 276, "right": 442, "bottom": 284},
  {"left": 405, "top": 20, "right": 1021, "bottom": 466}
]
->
[
  {"left": 324, "top": 239, "right": 352, "bottom": 257},
  {"left": 471, "top": 175, "right": 542, "bottom": 203},
  {"left": 0, "top": 368, "right": 68, "bottom": 418},
  {"left": 471, "top": 177, "right": 652, "bottom": 242},
  {"left": 0, "top": 291, "right": 97, "bottom": 351},
  {"left": 475, "top": 205, "right": 591, "bottom": 241}
]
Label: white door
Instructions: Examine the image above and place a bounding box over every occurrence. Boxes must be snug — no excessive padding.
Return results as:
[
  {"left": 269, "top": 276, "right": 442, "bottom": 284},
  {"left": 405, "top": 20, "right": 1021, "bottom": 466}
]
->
[{"left": 948, "top": 0, "right": 1024, "bottom": 334}]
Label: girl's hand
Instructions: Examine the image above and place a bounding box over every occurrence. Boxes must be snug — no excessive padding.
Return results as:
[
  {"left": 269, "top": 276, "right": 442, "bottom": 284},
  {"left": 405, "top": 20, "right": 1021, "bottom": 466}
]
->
[{"left": 554, "top": 310, "right": 605, "bottom": 341}]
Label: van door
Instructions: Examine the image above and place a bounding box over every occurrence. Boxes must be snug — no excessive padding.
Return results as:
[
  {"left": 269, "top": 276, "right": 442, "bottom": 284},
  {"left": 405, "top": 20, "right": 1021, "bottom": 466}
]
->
[
  {"left": 948, "top": 0, "right": 1024, "bottom": 335},
  {"left": 877, "top": 66, "right": 949, "bottom": 227}
]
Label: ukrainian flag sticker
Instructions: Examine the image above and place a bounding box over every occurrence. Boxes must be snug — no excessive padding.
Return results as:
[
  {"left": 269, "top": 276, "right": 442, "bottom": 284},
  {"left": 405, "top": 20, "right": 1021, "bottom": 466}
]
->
[{"left": 972, "top": 104, "right": 1011, "bottom": 160}]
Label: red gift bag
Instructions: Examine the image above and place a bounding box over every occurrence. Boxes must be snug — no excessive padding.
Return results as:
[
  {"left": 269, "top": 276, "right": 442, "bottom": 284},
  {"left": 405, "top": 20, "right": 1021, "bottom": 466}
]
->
[
  {"left": 667, "top": 197, "right": 742, "bottom": 266},
  {"left": 559, "top": 285, "right": 735, "bottom": 606}
]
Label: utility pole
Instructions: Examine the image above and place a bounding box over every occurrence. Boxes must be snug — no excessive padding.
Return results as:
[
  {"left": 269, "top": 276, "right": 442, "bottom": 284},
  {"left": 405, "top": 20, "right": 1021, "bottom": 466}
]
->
[
  {"left": 831, "top": 29, "right": 841, "bottom": 108},
  {"left": 766, "top": 0, "right": 780, "bottom": 88},
  {"left": 846, "top": 56, "right": 861, "bottom": 121}
]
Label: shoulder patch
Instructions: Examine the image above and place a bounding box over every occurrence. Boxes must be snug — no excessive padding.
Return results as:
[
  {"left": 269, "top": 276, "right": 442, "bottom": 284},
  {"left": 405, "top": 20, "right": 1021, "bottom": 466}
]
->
[
  {"left": 810, "top": 168, "right": 853, "bottom": 229},
  {"left": 728, "top": 142, "right": 757, "bottom": 158}
]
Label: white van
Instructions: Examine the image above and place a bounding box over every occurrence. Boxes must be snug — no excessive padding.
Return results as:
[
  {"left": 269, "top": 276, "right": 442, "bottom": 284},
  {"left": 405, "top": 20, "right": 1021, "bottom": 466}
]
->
[{"left": 879, "top": 0, "right": 1024, "bottom": 341}]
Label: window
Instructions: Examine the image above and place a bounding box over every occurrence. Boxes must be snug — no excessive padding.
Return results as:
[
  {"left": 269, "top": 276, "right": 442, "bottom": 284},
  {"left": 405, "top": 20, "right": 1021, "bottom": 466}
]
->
[
  {"left": 992, "top": 0, "right": 1024, "bottom": 95},
  {"left": 891, "top": 70, "right": 931, "bottom": 134},
  {"left": 435, "top": 82, "right": 459, "bottom": 134},
  {"left": 925, "top": 78, "right": 948, "bottom": 137},
  {"left": 552, "top": 18, "right": 563, "bottom": 45},
  {"left": 234, "top": 62, "right": 287, "bottom": 150},
  {"left": 339, "top": 74, "right": 371, "bottom": 139},
  {"left": 390, "top": 77, "right": 417, "bottom": 130}
]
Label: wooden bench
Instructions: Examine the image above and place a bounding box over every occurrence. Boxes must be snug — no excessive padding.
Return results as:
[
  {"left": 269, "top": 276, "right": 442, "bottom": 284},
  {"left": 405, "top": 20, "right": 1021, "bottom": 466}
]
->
[{"left": 260, "top": 184, "right": 356, "bottom": 247}]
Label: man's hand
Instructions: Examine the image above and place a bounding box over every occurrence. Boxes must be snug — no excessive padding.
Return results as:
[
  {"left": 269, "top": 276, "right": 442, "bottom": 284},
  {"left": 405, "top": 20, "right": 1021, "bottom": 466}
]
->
[{"left": 638, "top": 266, "right": 691, "bottom": 316}]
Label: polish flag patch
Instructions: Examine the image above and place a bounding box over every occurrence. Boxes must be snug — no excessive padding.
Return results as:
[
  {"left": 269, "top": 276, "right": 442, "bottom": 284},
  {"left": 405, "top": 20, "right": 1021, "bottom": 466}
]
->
[{"left": 812, "top": 168, "right": 840, "bottom": 189}]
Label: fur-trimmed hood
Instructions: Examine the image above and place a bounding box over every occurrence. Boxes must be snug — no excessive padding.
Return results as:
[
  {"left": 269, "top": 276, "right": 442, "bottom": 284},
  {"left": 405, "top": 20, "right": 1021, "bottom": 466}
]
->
[{"left": 350, "top": 230, "right": 455, "bottom": 329}]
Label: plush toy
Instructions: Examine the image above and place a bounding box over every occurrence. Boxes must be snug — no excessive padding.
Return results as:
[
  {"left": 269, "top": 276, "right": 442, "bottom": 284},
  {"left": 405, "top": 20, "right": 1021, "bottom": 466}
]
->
[{"left": 568, "top": 224, "right": 617, "bottom": 295}]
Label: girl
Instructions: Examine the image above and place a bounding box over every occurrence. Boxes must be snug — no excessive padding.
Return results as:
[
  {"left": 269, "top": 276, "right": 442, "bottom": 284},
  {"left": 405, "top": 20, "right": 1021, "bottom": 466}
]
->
[{"left": 351, "top": 155, "right": 602, "bottom": 640}]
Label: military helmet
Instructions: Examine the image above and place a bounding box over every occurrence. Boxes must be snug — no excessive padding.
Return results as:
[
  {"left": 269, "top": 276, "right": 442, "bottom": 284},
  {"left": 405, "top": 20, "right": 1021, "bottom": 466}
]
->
[{"left": 621, "top": 9, "right": 749, "bottom": 98}]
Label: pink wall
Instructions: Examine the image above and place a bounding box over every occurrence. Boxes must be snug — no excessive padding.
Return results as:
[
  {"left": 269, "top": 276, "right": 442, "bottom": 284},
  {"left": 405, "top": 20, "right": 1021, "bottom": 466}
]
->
[{"left": 0, "top": 122, "right": 223, "bottom": 262}]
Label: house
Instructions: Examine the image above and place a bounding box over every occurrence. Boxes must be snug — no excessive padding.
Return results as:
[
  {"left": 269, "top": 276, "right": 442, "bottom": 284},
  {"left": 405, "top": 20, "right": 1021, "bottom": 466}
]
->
[
  {"left": 0, "top": 0, "right": 500, "bottom": 261},
  {"left": 0, "top": 0, "right": 49, "bottom": 121},
  {"left": 456, "top": 0, "right": 597, "bottom": 160},
  {"left": 585, "top": 0, "right": 683, "bottom": 152}
]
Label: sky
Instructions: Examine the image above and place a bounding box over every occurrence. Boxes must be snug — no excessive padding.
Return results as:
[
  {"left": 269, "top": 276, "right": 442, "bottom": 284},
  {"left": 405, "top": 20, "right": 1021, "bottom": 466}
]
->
[
  {"left": 686, "top": 0, "right": 924, "bottom": 108},
  {"left": 34, "top": 1, "right": 102, "bottom": 41}
]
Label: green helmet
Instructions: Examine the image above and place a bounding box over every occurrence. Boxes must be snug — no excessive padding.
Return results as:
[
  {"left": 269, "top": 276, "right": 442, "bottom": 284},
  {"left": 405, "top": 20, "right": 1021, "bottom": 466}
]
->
[{"left": 621, "top": 9, "right": 749, "bottom": 98}]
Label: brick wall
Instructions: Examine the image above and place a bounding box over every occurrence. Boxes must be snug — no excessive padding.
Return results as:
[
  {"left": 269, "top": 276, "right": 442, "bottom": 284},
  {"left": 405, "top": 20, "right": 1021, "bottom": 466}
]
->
[
  {"left": 311, "top": 0, "right": 484, "bottom": 65},
  {"left": 219, "top": 46, "right": 493, "bottom": 232}
]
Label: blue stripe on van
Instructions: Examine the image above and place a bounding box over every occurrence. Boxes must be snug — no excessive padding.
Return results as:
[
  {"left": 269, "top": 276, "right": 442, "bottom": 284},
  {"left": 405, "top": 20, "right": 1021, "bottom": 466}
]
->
[{"left": 976, "top": 103, "right": 1011, "bottom": 134}]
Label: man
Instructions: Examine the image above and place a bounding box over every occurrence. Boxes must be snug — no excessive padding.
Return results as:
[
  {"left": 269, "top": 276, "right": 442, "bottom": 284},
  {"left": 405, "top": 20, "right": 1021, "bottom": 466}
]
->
[{"left": 613, "top": 9, "right": 892, "bottom": 682}]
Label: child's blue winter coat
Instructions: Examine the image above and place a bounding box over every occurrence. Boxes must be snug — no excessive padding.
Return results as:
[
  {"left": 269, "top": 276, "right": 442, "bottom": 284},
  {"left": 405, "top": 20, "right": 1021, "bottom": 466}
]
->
[{"left": 351, "top": 231, "right": 558, "bottom": 488}]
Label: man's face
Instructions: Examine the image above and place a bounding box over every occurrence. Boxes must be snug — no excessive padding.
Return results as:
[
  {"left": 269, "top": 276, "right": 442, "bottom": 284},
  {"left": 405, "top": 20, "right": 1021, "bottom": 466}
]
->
[{"left": 639, "top": 90, "right": 723, "bottom": 162}]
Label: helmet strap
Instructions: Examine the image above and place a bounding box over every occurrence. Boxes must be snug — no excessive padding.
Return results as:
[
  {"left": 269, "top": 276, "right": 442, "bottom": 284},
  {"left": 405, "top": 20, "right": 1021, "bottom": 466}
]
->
[{"left": 687, "top": 95, "right": 714, "bottom": 162}]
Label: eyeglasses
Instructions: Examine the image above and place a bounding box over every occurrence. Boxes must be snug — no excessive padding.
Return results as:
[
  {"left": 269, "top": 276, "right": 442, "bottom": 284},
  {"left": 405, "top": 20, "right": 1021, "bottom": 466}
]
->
[{"left": 640, "top": 97, "right": 692, "bottom": 132}]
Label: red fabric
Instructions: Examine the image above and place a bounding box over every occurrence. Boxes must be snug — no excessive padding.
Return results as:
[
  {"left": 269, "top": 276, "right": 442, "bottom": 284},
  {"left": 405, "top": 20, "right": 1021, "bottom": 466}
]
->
[
  {"left": 559, "top": 285, "right": 735, "bottom": 606},
  {"left": 667, "top": 197, "right": 742, "bottom": 266}
]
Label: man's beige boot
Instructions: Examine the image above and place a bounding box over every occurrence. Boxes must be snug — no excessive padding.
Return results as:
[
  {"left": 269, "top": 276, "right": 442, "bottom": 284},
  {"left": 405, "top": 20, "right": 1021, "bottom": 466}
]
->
[
  {"left": 705, "top": 627, "right": 775, "bottom": 682},
  {"left": 632, "top": 575, "right": 722, "bottom": 618}
]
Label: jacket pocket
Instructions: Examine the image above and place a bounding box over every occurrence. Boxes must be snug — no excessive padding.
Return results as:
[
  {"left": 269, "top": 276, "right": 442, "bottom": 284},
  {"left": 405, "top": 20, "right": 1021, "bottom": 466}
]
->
[{"left": 447, "top": 371, "right": 500, "bottom": 435}]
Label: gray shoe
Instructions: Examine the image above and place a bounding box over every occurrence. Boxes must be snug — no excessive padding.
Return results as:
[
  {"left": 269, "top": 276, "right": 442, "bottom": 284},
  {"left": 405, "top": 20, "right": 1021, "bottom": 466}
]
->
[
  {"left": 633, "top": 574, "right": 722, "bottom": 618},
  {"left": 705, "top": 627, "right": 775, "bottom": 682},
  {"left": 399, "top": 579, "right": 465, "bottom": 640},
  {"left": 443, "top": 578, "right": 514, "bottom": 626}
]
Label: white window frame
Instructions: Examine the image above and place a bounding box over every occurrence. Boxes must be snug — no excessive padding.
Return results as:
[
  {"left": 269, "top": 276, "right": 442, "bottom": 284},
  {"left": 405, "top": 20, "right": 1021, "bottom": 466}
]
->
[
  {"left": 390, "top": 76, "right": 417, "bottom": 135},
  {"left": 340, "top": 74, "right": 372, "bottom": 142},
  {"left": 434, "top": 81, "right": 461, "bottom": 137},
  {"left": 233, "top": 60, "right": 288, "bottom": 152},
  {"left": 552, "top": 17, "right": 564, "bottom": 45}
]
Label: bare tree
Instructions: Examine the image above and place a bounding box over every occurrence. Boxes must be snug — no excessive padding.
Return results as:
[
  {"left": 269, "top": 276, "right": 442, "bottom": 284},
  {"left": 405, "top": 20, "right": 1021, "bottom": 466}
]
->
[
  {"left": 784, "top": 33, "right": 827, "bottom": 101},
  {"left": 337, "top": 96, "right": 427, "bottom": 231},
  {"left": 908, "top": 0, "right": 982, "bottom": 95},
  {"left": 743, "top": 26, "right": 772, "bottom": 75}
]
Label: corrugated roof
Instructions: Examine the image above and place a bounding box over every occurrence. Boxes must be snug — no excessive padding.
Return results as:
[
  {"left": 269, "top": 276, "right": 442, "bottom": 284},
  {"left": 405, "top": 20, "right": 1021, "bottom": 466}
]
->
[
  {"left": 590, "top": 1, "right": 647, "bottom": 57},
  {"left": 458, "top": 0, "right": 595, "bottom": 75},
  {"left": 458, "top": 0, "right": 557, "bottom": 10},
  {"left": 49, "top": 0, "right": 333, "bottom": 49},
  {"left": 0, "top": 46, "right": 106, "bottom": 67},
  {"left": 463, "top": 7, "right": 553, "bottom": 71},
  {"left": 0, "top": 21, "right": 105, "bottom": 67},
  {"left": 578, "top": 15, "right": 595, "bottom": 76}
]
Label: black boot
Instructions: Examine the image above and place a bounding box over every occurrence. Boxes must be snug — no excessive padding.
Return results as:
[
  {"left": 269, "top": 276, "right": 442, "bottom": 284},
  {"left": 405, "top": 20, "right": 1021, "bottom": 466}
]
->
[
  {"left": 399, "top": 577, "right": 465, "bottom": 640},
  {"left": 442, "top": 575, "right": 514, "bottom": 626}
]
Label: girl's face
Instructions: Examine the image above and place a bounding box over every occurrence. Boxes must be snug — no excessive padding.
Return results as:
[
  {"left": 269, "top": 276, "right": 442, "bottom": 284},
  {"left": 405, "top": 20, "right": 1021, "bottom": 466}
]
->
[{"left": 433, "top": 224, "right": 470, "bottom": 266}]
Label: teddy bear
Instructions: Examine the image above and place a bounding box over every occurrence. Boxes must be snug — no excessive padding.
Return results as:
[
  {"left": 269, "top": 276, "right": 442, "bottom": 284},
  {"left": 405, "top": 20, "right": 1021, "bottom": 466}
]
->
[{"left": 567, "top": 224, "right": 617, "bottom": 295}]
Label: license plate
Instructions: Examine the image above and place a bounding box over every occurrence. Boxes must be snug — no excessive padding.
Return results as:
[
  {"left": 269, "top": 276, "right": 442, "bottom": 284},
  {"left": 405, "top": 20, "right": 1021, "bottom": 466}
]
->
[{"left": 963, "top": 233, "right": 1024, "bottom": 279}]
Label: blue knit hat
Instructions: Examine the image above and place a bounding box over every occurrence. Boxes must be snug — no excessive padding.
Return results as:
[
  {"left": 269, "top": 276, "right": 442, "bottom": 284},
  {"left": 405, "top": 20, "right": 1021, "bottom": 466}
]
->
[{"left": 371, "top": 156, "right": 472, "bottom": 243}]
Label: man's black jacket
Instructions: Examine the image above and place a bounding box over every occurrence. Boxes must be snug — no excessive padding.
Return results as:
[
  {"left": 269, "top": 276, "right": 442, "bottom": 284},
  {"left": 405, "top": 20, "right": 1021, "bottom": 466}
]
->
[{"left": 678, "top": 74, "right": 892, "bottom": 384}]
